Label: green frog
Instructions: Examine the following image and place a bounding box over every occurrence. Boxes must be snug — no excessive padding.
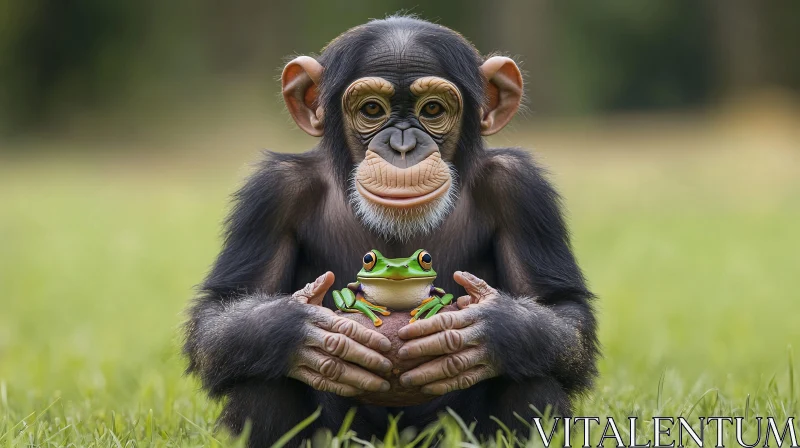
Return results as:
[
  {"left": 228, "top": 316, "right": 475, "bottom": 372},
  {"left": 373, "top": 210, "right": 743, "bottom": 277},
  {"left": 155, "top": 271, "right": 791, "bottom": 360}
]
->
[{"left": 332, "top": 249, "right": 454, "bottom": 327}]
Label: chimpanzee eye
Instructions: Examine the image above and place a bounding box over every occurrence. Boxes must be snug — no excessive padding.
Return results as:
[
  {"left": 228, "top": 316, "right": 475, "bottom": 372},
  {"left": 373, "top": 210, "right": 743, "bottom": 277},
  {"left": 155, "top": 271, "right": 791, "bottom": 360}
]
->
[
  {"left": 420, "top": 101, "right": 444, "bottom": 118},
  {"left": 417, "top": 250, "right": 432, "bottom": 270},
  {"left": 363, "top": 251, "right": 377, "bottom": 270},
  {"left": 360, "top": 102, "right": 385, "bottom": 118}
]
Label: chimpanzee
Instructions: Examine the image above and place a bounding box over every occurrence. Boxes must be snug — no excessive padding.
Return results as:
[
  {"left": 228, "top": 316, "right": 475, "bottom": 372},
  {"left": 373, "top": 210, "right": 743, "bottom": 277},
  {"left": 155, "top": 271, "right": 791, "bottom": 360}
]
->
[{"left": 183, "top": 15, "right": 598, "bottom": 446}]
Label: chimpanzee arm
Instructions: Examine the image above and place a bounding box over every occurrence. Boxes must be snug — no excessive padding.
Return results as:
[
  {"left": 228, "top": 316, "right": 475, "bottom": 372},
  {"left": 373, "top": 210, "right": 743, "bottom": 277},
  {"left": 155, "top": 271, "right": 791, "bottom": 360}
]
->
[
  {"left": 481, "top": 148, "right": 598, "bottom": 393},
  {"left": 396, "top": 148, "right": 598, "bottom": 400},
  {"left": 184, "top": 290, "right": 308, "bottom": 396},
  {"left": 184, "top": 151, "right": 392, "bottom": 400},
  {"left": 183, "top": 153, "right": 314, "bottom": 397}
]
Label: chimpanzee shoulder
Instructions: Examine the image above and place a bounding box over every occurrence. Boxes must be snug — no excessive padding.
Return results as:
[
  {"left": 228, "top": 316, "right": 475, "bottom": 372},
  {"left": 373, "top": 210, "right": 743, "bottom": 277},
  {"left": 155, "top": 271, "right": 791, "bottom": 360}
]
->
[
  {"left": 471, "top": 147, "right": 590, "bottom": 301},
  {"left": 230, "top": 149, "right": 328, "bottom": 230},
  {"left": 250, "top": 149, "right": 327, "bottom": 204},
  {"left": 471, "top": 147, "right": 562, "bottom": 218},
  {"left": 201, "top": 149, "right": 327, "bottom": 296}
]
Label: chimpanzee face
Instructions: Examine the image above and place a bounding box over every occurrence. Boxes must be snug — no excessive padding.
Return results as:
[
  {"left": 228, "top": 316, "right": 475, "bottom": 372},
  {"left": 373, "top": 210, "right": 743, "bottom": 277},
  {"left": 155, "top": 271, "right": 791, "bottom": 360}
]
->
[
  {"left": 340, "top": 49, "right": 464, "bottom": 165},
  {"left": 337, "top": 46, "right": 463, "bottom": 239},
  {"left": 280, "top": 18, "right": 523, "bottom": 240}
]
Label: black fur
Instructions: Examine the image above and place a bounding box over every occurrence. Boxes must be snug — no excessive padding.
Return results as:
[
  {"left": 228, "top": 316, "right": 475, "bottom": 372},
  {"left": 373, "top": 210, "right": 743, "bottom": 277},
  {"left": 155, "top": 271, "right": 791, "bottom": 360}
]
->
[
  {"left": 184, "top": 295, "right": 308, "bottom": 397},
  {"left": 183, "top": 16, "right": 598, "bottom": 446}
]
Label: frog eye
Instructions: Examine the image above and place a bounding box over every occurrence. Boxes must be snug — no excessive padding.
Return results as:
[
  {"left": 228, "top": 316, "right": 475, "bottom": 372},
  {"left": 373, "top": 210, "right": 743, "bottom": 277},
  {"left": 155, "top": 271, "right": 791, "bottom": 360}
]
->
[
  {"left": 417, "top": 250, "right": 432, "bottom": 270},
  {"left": 363, "top": 251, "right": 377, "bottom": 271}
]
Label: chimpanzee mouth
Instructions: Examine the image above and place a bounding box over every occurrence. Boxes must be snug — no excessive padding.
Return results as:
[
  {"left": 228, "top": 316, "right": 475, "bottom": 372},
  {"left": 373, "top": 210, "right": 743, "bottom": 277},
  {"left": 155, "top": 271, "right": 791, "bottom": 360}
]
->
[
  {"left": 350, "top": 153, "right": 458, "bottom": 241},
  {"left": 356, "top": 177, "right": 452, "bottom": 209},
  {"left": 354, "top": 150, "right": 453, "bottom": 209}
]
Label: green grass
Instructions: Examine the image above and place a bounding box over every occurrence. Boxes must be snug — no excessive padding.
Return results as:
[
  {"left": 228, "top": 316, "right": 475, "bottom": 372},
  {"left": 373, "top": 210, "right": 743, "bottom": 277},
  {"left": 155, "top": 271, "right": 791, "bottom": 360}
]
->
[{"left": 1, "top": 121, "right": 799, "bottom": 446}]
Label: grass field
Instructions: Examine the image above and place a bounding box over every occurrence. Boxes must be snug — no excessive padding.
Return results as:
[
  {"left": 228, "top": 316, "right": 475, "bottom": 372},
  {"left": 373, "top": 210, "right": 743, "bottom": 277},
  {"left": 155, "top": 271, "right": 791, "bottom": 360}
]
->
[{"left": 1, "top": 111, "right": 798, "bottom": 446}]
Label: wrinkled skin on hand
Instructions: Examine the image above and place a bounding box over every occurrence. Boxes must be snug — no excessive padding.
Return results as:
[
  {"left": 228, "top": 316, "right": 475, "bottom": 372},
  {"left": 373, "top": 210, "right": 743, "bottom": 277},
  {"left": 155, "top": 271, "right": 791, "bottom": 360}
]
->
[
  {"left": 288, "top": 272, "right": 394, "bottom": 397},
  {"left": 397, "top": 271, "right": 501, "bottom": 395}
]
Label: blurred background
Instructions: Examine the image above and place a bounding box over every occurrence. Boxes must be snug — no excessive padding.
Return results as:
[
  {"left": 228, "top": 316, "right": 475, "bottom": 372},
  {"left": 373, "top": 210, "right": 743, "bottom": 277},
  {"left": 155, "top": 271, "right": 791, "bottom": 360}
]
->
[
  {"left": 0, "top": 1, "right": 798, "bottom": 445},
  {"left": 2, "top": 1, "right": 800, "bottom": 135}
]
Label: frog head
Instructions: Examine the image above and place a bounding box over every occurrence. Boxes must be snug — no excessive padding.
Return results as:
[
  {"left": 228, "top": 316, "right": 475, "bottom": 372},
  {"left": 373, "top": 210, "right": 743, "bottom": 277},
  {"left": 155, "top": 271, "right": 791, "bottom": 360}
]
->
[{"left": 357, "top": 249, "right": 436, "bottom": 281}]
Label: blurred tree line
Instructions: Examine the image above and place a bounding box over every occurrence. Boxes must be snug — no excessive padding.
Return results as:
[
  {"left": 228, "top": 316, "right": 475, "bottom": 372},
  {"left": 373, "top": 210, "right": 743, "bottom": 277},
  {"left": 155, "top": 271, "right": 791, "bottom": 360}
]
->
[{"left": 1, "top": 0, "right": 798, "bottom": 136}]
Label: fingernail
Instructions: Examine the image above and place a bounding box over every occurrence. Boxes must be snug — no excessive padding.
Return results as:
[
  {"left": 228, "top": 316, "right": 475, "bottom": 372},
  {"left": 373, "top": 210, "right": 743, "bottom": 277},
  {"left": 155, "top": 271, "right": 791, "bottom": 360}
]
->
[
  {"left": 381, "top": 360, "right": 393, "bottom": 372},
  {"left": 399, "top": 375, "right": 411, "bottom": 387},
  {"left": 380, "top": 381, "right": 390, "bottom": 392},
  {"left": 397, "top": 348, "right": 408, "bottom": 359},
  {"left": 379, "top": 339, "right": 391, "bottom": 352},
  {"left": 421, "top": 385, "right": 435, "bottom": 394}
]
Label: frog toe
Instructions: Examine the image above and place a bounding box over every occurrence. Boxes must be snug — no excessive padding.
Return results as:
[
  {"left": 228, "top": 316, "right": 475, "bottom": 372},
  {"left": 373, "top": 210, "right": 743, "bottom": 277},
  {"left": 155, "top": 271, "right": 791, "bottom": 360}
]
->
[{"left": 423, "top": 303, "right": 444, "bottom": 319}]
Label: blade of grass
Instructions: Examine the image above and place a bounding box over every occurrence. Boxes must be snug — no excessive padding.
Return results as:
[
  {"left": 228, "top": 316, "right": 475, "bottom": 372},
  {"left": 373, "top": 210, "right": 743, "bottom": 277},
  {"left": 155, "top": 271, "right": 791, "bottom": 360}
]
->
[
  {"left": 680, "top": 388, "right": 718, "bottom": 419},
  {"left": 789, "top": 345, "right": 795, "bottom": 403},
  {"left": 446, "top": 407, "right": 480, "bottom": 445},
  {"left": 270, "top": 407, "right": 321, "bottom": 448},
  {"left": 177, "top": 411, "right": 222, "bottom": 445},
  {"left": 350, "top": 435, "right": 376, "bottom": 447},
  {"left": 407, "top": 421, "right": 442, "bottom": 448},
  {"left": 0, "top": 397, "right": 60, "bottom": 442},
  {"left": 336, "top": 407, "right": 357, "bottom": 440}
]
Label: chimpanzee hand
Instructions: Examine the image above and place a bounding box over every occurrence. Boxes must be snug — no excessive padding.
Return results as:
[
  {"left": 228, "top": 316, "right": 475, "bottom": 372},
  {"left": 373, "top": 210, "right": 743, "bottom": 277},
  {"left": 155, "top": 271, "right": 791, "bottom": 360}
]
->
[
  {"left": 397, "top": 271, "right": 500, "bottom": 395},
  {"left": 288, "top": 272, "right": 393, "bottom": 396}
]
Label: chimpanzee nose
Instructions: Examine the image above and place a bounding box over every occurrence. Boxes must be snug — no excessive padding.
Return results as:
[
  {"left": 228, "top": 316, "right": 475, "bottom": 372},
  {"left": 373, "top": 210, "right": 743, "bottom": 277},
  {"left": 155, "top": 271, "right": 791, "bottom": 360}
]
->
[
  {"left": 367, "top": 126, "right": 440, "bottom": 168},
  {"left": 389, "top": 129, "right": 417, "bottom": 155}
]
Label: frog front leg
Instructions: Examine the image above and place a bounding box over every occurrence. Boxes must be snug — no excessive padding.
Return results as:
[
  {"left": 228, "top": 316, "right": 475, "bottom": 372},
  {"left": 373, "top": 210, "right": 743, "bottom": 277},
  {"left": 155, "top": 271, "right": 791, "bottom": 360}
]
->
[
  {"left": 409, "top": 286, "right": 454, "bottom": 323},
  {"left": 332, "top": 281, "right": 390, "bottom": 327}
]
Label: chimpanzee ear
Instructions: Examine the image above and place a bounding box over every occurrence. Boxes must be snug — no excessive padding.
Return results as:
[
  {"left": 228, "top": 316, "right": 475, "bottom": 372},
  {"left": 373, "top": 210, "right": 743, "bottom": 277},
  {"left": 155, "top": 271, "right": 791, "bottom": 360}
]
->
[
  {"left": 479, "top": 56, "right": 523, "bottom": 136},
  {"left": 282, "top": 56, "right": 324, "bottom": 137}
]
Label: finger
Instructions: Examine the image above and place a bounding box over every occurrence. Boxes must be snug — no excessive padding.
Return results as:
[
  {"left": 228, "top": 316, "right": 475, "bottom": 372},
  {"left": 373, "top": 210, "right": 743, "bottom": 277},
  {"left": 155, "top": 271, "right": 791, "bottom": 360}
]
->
[
  {"left": 307, "top": 327, "right": 392, "bottom": 373},
  {"left": 313, "top": 309, "right": 392, "bottom": 352},
  {"left": 293, "top": 271, "right": 335, "bottom": 305},
  {"left": 288, "top": 366, "right": 362, "bottom": 397},
  {"left": 398, "top": 347, "right": 487, "bottom": 387},
  {"left": 456, "top": 295, "right": 473, "bottom": 309},
  {"left": 298, "top": 348, "right": 390, "bottom": 392},
  {"left": 421, "top": 365, "right": 496, "bottom": 395},
  {"left": 398, "top": 324, "right": 483, "bottom": 359},
  {"left": 398, "top": 308, "right": 478, "bottom": 340},
  {"left": 453, "top": 271, "right": 497, "bottom": 302}
]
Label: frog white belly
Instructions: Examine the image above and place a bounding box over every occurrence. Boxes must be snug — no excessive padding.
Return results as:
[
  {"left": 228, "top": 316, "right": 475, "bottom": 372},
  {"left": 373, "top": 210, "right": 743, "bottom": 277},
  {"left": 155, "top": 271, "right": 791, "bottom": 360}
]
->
[{"left": 358, "top": 277, "right": 434, "bottom": 310}]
